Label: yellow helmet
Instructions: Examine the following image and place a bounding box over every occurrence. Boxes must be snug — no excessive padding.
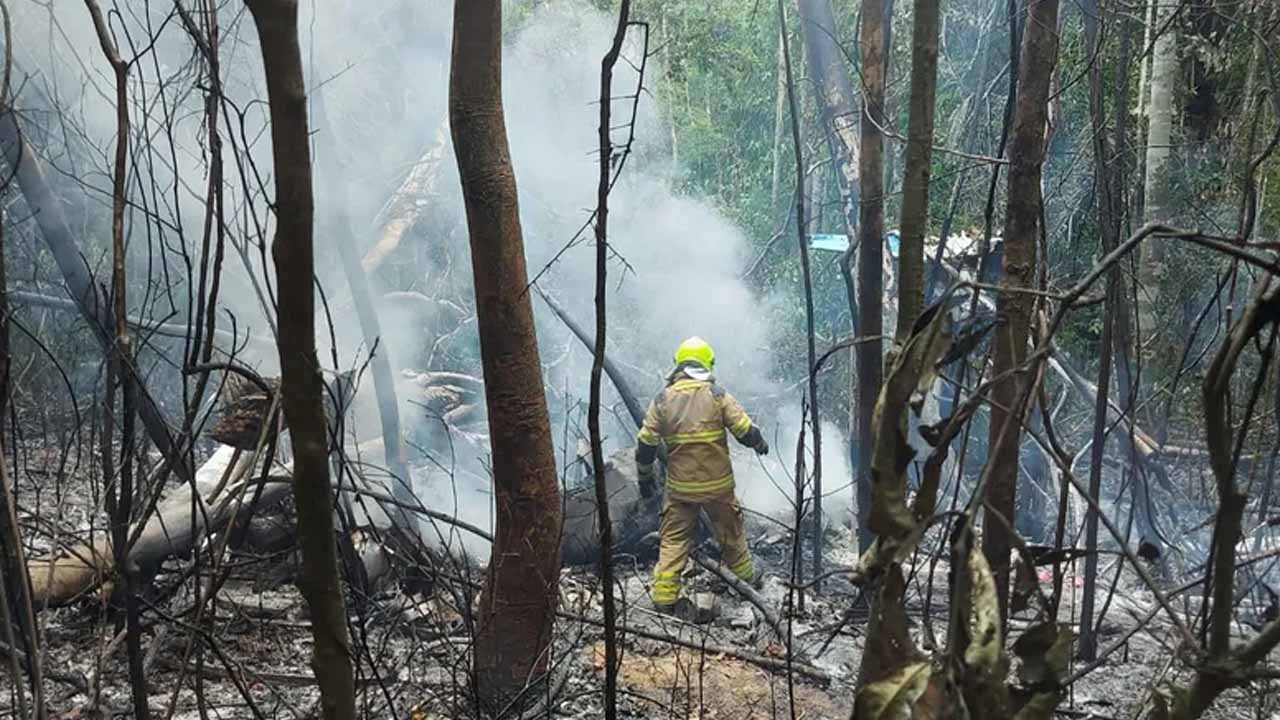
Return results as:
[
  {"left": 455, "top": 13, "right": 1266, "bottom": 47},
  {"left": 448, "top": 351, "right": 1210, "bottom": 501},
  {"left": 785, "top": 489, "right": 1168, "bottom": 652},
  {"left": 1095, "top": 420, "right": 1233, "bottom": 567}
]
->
[{"left": 673, "top": 336, "right": 715, "bottom": 370}]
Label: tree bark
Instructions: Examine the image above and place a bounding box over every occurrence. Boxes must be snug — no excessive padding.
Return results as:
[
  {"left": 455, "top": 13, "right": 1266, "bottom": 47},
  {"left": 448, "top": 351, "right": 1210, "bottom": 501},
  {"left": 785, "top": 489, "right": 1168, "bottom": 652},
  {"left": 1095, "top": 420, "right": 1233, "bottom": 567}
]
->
[
  {"left": 770, "top": 22, "right": 787, "bottom": 213},
  {"left": 1138, "top": 0, "right": 1177, "bottom": 337},
  {"left": 796, "top": 0, "right": 860, "bottom": 232},
  {"left": 246, "top": 2, "right": 355, "bottom": 718},
  {"left": 983, "top": 0, "right": 1059, "bottom": 628},
  {"left": 855, "top": 0, "right": 893, "bottom": 553},
  {"left": 895, "top": 0, "right": 941, "bottom": 340},
  {"left": 449, "top": 0, "right": 562, "bottom": 708}
]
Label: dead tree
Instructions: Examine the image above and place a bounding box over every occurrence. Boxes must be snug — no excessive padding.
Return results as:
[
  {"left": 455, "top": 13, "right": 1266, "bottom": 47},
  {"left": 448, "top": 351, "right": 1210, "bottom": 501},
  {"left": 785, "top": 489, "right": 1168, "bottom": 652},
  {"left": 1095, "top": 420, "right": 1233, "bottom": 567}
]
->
[
  {"left": 450, "top": 0, "right": 563, "bottom": 708},
  {"left": 855, "top": 0, "right": 893, "bottom": 554},
  {"left": 590, "top": 3, "right": 634, "bottom": 716},
  {"left": 983, "top": 0, "right": 1059, "bottom": 626},
  {"left": 246, "top": 1, "right": 355, "bottom": 718},
  {"left": 794, "top": 0, "right": 854, "bottom": 567},
  {"left": 778, "top": 0, "right": 812, "bottom": 600},
  {"left": 83, "top": 2, "right": 148, "bottom": 716}
]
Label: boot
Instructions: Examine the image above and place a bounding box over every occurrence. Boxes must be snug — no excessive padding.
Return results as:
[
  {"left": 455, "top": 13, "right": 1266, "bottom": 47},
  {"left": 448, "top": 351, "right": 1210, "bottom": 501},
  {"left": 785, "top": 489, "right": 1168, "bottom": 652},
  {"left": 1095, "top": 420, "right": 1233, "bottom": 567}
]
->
[{"left": 654, "top": 597, "right": 699, "bottom": 623}]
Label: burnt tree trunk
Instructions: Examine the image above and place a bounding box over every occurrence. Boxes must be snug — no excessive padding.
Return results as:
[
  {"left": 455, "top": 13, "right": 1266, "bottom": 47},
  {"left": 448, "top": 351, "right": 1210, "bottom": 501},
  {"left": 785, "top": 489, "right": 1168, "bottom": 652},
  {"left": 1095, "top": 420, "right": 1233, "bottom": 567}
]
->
[
  {"left": 895, "top": 0, "right": 941, "bottom": 339},
  {"left": 983, "top": 0, "right": 1059, "bottom": 627},
  {"left": 246, "top": 2, "right": 356, "bottom": 718},
  {"left": 450, "top": 0, "right": 563, "bottom": 708},
  {"left": 855, "top": 0, "right": 893, "bottom": 553}
]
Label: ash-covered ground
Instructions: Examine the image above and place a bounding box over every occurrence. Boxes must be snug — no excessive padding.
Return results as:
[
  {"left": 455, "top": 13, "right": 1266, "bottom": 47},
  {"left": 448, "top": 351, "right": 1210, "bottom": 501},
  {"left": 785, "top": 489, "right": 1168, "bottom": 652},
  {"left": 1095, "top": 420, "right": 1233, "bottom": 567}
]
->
[{"left": 5, "top": 460, "right": 1275, "bottom": 720}]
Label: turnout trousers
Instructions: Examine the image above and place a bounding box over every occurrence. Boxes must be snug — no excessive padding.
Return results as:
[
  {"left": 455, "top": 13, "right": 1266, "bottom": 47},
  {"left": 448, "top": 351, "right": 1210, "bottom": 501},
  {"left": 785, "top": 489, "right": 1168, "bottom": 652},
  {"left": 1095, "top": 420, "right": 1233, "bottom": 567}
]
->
[{"left": 651, "top": 485, "right": 755, "bottom": 607}]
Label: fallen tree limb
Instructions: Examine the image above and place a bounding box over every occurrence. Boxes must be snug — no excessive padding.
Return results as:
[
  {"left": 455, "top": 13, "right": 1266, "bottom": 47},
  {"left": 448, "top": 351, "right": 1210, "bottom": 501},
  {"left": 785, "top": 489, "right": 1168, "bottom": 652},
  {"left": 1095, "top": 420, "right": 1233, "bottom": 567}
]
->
[
  {"left": 691, "top": 553, "right": 786, "bottom": 642},
  {"left": 27, "top": 444, "right": 272, "bottom": 606},
  {"left": 557, "top": 610, "right": 831, "bottom": 685},
  {"left": 534, "top": 286, "right": 646, "bottom": 427},
  {"left": 7, "top": 290, "right": 269, "bottom": 354}
]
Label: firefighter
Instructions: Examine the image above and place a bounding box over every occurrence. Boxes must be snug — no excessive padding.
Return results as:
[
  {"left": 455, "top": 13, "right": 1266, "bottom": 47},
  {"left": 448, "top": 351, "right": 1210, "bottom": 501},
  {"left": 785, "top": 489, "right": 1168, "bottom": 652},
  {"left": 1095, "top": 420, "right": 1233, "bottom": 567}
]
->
[{"left": 635, "top": 336, "right": 770, "bottom": 618}]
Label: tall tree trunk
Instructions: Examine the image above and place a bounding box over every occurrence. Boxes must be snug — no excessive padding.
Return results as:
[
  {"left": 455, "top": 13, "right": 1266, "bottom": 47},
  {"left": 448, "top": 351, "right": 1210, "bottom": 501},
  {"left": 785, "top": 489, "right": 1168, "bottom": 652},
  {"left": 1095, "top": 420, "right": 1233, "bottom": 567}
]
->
[
  {"left": 0, "top": 106, "right": 45, "bottom": 716},
  {"left": 983, "top": 0, "right": 1059, "bottom": 628},
  {"left": 246, "top": 2, "right": 355, "bottom": 718},
  {"left": 895, "top": 0, "right": 941, "bottom": 340},
  {"left": 1139, "top": 0, "right": 1177, "bottom": 341},
  {"left": 796, "top": 0, "right": 860, "bottom": 256},
  {"left": 855, "top": 0, "right": 893, "bottom": 553},
  {"left": 450, "top": 0, "right": 563, "bottom": 708}
]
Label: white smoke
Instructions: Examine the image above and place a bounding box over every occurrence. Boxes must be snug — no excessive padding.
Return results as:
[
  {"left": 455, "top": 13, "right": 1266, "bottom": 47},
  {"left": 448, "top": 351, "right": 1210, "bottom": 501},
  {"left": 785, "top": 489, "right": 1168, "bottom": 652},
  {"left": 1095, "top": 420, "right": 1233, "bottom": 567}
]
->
[{"left": 9, "top": 0, "right": 852, "bottom": 544}]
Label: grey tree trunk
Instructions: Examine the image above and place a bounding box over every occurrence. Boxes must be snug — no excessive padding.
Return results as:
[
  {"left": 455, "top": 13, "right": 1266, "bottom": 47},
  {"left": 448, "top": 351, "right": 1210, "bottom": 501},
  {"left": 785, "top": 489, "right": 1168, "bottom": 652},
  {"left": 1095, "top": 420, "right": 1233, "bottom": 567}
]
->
[{"left": 1139, "top": 0, "right": 1177, "bottom": 333}]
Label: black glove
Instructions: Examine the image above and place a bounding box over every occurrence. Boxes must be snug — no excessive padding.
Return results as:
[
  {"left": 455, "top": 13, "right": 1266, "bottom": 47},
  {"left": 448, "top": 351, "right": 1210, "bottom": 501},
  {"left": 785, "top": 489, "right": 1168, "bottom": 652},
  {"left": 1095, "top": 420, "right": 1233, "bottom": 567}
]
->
[
  {"left": 638, "top": 466, "right": 656, "bottom": 498},
  {"left": 755, "top": 438, "right": 770, "bottom": 456}
]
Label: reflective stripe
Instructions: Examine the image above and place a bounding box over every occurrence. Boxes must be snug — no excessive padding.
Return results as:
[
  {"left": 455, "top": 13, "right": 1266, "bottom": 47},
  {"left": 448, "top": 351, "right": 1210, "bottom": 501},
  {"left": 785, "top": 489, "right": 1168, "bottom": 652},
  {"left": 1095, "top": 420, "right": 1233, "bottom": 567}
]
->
[
  {"left": 729, "top": 415, "right": 752, "bottom": 438},
  {"left": 652, "top": 571, "right": 681, "bottom": 603},
  {"left": 665, "top": 428, "right": 726, "bottom": 445},
  {"left": 669, "top": 379, "right": 707, "bottom": 393},
  {"left": 666, "top": 473, "right": 734, "bottom": 496},
  {"left": 637, "top": 427, "right": 661, "bottom": 445},
  {"left": 729, "top": 555, "right": 754, "bottom": 582}
]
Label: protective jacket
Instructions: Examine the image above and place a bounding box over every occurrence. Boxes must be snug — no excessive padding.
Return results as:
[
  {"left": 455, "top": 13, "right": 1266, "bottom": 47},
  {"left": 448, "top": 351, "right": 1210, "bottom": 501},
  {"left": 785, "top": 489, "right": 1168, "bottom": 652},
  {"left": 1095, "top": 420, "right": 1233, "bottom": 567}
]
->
[{"left": 635, "top": 364, "right": 766, "bottom": 499}]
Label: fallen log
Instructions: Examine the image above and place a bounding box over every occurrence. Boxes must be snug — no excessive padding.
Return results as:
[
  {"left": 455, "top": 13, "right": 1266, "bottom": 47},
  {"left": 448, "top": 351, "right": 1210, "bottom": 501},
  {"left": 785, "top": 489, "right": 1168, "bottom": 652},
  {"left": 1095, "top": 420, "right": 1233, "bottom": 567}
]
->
[
  {"left": 7, "top": 290, "right": 270, "bottom": 354},
  {"left": 27, "top": 444, "right": 272, "bottom": 606}
]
